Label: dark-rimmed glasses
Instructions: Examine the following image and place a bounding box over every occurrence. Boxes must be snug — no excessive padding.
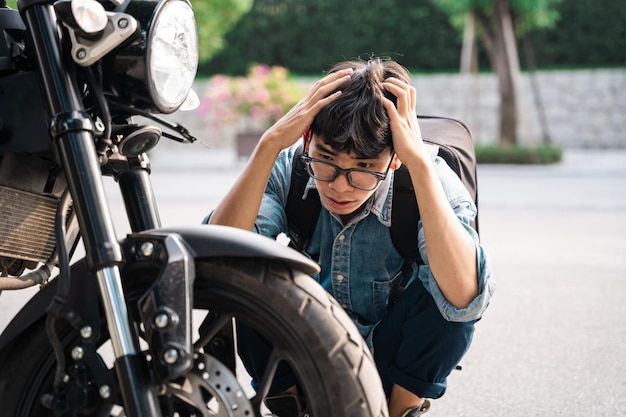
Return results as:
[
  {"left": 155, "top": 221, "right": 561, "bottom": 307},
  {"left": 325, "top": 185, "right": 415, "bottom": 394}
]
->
[{"left": 300, "top": 154, "right": 394, "bottom": 191}]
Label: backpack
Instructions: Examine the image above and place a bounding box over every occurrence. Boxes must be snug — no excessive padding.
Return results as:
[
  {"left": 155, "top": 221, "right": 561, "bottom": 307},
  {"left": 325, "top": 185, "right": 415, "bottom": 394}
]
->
[{"left": 285, "top": 115, "right": 479, "bottom": 307}]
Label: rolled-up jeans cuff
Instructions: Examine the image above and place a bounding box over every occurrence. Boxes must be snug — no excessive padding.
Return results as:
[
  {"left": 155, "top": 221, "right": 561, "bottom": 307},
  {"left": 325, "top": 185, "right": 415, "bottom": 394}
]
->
[{"left": 389, "top": 367, "right": 447, "bottom": 399}]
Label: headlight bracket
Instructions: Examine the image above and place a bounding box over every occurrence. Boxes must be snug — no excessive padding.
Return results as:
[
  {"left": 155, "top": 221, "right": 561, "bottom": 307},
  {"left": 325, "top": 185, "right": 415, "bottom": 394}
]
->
[{"left": 65, "top": 12, "right": 138, "bottom": 67}]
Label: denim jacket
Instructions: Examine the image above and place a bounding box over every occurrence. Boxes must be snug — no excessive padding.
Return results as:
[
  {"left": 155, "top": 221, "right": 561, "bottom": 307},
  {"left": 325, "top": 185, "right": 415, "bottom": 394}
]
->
[{"left": 253, "top": 145, "right": 495, "bottom": 340}]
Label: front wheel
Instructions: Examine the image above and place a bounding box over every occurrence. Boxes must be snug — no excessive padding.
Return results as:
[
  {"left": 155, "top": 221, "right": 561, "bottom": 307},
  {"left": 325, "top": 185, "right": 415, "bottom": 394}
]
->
[{"left": 0, "top": 257, "right": 389, "bottom": 416}]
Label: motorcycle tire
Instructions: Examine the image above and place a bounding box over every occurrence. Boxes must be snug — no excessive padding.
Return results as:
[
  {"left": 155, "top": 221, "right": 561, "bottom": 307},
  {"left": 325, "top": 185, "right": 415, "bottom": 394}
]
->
[{"left": 0, "top": 257, "right": 389, "bottom": 417}]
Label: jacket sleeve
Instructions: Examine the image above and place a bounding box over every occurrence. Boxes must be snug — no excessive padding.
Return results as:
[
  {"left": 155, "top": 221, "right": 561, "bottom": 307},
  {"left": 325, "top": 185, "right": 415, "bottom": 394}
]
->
[
  {"left": 202, "top": 147, "right": 294, "bottom": 236},
  {"left": 416, "top": 157, "right": 496, "bottom": 322},
  {"left": 252, "top": 147, "right": 295, "bottom": 239}
]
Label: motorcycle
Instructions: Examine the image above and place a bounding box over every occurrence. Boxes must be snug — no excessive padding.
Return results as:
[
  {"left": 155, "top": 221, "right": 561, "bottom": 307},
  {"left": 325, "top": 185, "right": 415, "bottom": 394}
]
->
[{"left": 0, "top": 0, "right": 389, "bottom": 415}]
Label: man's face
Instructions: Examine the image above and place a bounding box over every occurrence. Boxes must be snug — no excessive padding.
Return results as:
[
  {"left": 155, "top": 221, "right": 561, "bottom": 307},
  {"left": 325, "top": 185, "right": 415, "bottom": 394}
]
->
[{"left": 306, "top": 136, "right": 396, "bottom": 220}]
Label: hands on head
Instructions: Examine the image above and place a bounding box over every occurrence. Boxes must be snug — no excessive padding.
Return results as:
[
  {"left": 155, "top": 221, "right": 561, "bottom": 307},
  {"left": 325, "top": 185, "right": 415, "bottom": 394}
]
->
[
  {"left": 258, "top": 68, "right": 353, "bottom": 153},
  {"left": 261, "top": 59, "right": 425, "bottom": 167}
]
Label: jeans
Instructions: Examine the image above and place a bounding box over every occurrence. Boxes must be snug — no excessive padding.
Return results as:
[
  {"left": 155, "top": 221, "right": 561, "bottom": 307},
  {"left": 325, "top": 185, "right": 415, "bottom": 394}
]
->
[{"left": 373, "top": 279, "right": 476, "bottom": 399}]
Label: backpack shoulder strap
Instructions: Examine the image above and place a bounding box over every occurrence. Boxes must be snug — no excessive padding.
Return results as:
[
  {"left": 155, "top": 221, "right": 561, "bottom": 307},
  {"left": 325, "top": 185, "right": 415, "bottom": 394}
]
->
[
  {"left": 386, "top": 164, "right": 423, "bottom": 309},
  {"left": 286, "top": 144, "right": 321, "bottom": 251},
  {"left": 390, "top": 164, "right": 422, "bottom": 264}
]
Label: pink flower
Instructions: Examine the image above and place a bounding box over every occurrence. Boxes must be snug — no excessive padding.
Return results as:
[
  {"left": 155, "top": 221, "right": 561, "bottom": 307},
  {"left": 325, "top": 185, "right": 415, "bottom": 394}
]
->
[{"left": 198, "top": 64, "right": 305, "bottom": 133}]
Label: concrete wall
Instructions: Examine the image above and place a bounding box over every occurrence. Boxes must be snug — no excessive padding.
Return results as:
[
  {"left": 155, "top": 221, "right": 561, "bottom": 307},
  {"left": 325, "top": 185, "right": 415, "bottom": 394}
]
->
[
  {"left": 169, "top": 69, "right": 625, "bottom": 149},
  {"left": 411, "top": 68, "right": 625, "bottom": 148}
]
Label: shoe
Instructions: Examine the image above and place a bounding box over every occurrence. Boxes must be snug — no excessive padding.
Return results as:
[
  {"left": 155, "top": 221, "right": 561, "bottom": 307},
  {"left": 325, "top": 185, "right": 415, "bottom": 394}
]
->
[
  {"left": 400, "top": 399, "right": 431, "bottom": 417},
  {"left": 265, "top": 393, "right": 309, "bottom": 417}
]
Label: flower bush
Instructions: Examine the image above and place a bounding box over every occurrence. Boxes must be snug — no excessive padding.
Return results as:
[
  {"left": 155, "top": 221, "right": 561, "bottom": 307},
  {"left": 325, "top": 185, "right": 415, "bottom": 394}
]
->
[{"left": 198, "top": 64, "right": 305, "bottom": 137}]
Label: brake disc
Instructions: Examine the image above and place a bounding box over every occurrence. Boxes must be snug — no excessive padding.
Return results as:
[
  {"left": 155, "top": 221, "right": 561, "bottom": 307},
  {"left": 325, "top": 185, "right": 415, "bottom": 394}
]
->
[{"left": 164, "top": 352, "right": 253, "bottom": 417}]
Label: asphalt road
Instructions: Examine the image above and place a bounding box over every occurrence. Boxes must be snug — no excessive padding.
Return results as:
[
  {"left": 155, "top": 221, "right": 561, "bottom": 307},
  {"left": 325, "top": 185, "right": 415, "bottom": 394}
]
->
[{"left": 1, "top": 141, "right": 625, "bottom": 417}]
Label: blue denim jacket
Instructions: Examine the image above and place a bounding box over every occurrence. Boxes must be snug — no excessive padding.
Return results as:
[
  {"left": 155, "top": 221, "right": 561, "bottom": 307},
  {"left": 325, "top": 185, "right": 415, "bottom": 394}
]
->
[{"left": 253, "top": 145, "right": 495, "bottom": 340}]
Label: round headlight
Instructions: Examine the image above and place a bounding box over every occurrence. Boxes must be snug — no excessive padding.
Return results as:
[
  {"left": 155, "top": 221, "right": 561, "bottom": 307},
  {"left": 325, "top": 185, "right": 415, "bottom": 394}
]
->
[
  {"left": 105, "top": 0, "right": 199, "bottom": 114},
  {"left": 147, "top": 0, "right": 198, "bottom": 113}
]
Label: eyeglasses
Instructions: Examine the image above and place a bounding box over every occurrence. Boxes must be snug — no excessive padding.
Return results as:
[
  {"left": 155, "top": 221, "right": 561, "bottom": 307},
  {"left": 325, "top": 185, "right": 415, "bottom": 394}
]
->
[{"left": 300, "top": 154, "right": 394, "bottom": 191}]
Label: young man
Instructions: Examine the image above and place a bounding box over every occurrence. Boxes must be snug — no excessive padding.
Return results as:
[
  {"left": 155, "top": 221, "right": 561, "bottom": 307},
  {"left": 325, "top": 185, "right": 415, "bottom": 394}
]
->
[{"left": 208, "top": 58, "right": 494, "bottom": 417}]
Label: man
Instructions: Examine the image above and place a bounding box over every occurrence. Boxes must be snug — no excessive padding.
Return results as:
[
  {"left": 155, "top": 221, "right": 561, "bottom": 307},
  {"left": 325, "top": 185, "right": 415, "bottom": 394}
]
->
[{"left": 208, "top": 58, "right": 495, "bottom": 417}]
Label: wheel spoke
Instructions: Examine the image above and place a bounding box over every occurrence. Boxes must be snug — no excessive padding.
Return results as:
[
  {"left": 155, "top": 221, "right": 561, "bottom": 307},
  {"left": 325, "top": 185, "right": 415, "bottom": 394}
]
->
[
  {"left": 250, "top": 347, "right": 283, "bottom": 410},
  {"left": 194, "top": 311, "right": 233, "bottom": 350}
]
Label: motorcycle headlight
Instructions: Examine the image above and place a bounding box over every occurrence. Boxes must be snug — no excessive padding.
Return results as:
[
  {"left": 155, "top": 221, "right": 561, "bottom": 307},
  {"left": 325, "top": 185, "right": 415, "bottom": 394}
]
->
[{"left": 106, "top": 0, "right": 198, "bottom": 114}]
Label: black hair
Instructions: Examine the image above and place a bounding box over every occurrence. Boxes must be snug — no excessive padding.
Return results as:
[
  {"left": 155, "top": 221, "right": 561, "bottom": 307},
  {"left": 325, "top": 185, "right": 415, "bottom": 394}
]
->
[{"left": 309, "top": 57, "right": 411, "bottom": 159}]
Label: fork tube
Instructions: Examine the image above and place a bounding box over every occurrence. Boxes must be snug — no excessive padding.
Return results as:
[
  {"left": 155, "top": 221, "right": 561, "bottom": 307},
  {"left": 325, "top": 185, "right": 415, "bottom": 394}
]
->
[
  {"left": 97, "top": 267, "right": 162, "bottom": 414},
  {"left": 19, "top": 1, "right": 161, "bottom": 415},
  {"left": 118, "top": 168, "right": 162, "bottom": 232}
]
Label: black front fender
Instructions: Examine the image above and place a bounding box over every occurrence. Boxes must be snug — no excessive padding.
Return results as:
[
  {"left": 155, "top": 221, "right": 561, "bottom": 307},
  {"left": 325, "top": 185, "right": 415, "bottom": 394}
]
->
[
  {"left": 147, "top": 224, "right": 319, "bottom": 275},
  {"left": 0, "top": 224, "right": 319, "bottom": 351}
]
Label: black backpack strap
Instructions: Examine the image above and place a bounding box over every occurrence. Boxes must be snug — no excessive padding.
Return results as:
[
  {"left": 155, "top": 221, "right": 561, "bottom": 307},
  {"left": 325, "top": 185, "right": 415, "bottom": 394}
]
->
[
  {"left": 286, "top": 144, "right": 321, "bottom": 252},
  {"left": 390, "top": 165, "right": 422, "bottom": 263},
  {"left": 387, "top": 165, "right": 423, "bottom": 310}
]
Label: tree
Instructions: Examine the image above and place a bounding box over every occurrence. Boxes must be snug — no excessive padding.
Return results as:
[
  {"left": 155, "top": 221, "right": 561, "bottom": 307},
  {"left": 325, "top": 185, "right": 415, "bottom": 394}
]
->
[
  {"left": 432, "top": 0, "right": 561, "bottom": 146},
  {"left": 191, "top": 0, "right": 253, "bottom": 62}
]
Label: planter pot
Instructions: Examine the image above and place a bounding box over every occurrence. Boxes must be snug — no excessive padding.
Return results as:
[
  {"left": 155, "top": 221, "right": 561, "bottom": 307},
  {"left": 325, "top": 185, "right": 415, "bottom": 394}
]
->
[{"left": 236, "top": 131, "right": 262, "bottom": 159}]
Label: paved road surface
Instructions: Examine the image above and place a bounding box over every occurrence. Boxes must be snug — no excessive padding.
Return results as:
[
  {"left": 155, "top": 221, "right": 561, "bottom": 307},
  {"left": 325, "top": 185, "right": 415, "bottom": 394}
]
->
[{"left": 1, "top": 140, "right": 625, "bottom": 417}]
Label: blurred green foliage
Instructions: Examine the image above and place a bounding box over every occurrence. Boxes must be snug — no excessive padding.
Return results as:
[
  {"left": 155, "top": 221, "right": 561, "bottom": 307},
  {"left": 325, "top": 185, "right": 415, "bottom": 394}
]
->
[
  {"left": 192, "top": 0, "right": 253, "bottom": 62},
  {"left": 432, "top": 0, "right": 562, "bottom": 34},
  {"left": 529, "top": 0, "right": 626, "bottom": 67},
  {"left": 201, "top": 0, "right": 625, "bottom": 75},
  {"left": 200, "top": 0, "right": 462, "bottom": 75}
]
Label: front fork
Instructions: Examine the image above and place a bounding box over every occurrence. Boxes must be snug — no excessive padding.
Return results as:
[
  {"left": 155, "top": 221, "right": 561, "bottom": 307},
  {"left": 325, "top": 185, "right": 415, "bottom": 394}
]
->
[{"left": 18, "top": 0, "right": 162, "bottom": 415}]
